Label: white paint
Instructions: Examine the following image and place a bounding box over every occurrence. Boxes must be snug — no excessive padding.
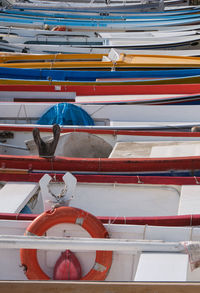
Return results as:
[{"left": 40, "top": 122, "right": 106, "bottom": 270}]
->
[
  {"left": 70, "top": 183, "right": 180, "bottom": 217},
  {"left": 0, "top": 182, "right": 38, "bottom": 213},
  {"left": 134, "top": 253, "right": 189, "bottom": 281},
  {"left": 150, "top": 142, "right": 200, "bottom": 158},
  {"left": 178, "top": 185, "right": 200, "bottom": 215}
]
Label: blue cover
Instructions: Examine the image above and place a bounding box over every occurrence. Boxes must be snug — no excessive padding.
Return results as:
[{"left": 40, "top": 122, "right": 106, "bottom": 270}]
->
[{"left": 37, "top": 103, "right": 94, "bottom": 126}]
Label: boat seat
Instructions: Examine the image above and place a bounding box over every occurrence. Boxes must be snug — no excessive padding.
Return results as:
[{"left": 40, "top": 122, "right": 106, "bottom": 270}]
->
[
  {"left": 150, "top": 142, "right": 200, "bottom": 158},
  {"left": 26, "top": 132, "right": 112, "bottom": 158},
  {"left": 0, "top": 182, "right": 39, "bottom": 213},
  {"left": 178, "top": 185, "right": 200, "bottom": 215},
  {"left": 134, "top": 253, "right": 188, "bottom": 281},
  {"left": 109, "top": 141, "right": 200, "bottom": 158}
]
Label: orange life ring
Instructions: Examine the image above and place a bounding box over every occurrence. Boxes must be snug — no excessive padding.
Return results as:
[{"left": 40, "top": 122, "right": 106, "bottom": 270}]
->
[
  {"left": 52, "top": 25, "right": 67, "bottom": 31},
  {"left": 20, "top": 206, "right": 112, "bottom": 280}
]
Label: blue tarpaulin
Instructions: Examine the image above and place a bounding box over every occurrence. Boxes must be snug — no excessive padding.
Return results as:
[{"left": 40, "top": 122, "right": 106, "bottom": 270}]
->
[{"left": 37, "top": 103, "right": 94, "bottom": 126}]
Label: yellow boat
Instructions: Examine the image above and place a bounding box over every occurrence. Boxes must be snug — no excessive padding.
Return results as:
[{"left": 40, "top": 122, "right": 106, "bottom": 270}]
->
[
  {"left": 1, "top": 75, "right": 200, "bottom": 85},
  {"left": 0, "top": 53, "right": 200, "bottom": 69}
]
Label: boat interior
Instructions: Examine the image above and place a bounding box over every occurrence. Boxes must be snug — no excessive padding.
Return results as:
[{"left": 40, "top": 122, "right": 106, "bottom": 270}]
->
[{"left": 1, "top": 173, "right": 200, "bottom": 281}]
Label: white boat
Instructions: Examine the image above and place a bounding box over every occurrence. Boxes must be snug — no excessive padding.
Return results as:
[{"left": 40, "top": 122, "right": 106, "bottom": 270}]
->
[
  {"left": 6, "top": 0, "right": 163, "bottom": 12},
  {"left": 1, "top": 102, "right": 200, "bottom": 130},
  {"left": 2, "top": 41, "right": 200, "bottom": 55},
  {"left": 1, "top": 122, "right": 200, "bottom": 156},
  {"left": 0, "top": 172, "right": 200, "bottom": 283},
  {"left": 2, "top": 33, "right": 200, "bottom": 50},
  {"left": 0, "top": 26, "right": 196, "bottom": 39}
]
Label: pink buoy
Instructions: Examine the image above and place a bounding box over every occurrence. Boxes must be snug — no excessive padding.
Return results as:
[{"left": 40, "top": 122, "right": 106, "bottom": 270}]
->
[{"left": 53, "top": 250, "right": 82, "bottom": 280}]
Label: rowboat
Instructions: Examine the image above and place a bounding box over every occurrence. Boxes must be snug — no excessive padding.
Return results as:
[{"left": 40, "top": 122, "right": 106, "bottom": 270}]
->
[
  {"left": 2, "top": 16, "right": 200, "bottom": 32},
  {"left": 1, "top": 0, "right": 163, "bottom": 12},
  {"left": 5, "top": 7, "right": 200, "bottom": 23},
  {"left": 4, "top": 67, "right": 200, "bottom": 82},
  {"left": 1, "top": 172, "right": 200, "bottom": 283},
  {"left": 2, "top": 102, "right": 200, "bottom": 174},
  {"left": 2, "top": 10, "right": 200, "bottom": 30},
  {"left": 2, "top": 83, "right": 200, "bottom": 100},
  {"left": 2, "top": 102, "right": 200, "bottom": 129},
  {"left": 3, "top": 75, "right": 200, "bottom": 86},
  {"left": 2, "top": 123, "right": 200, "bottom": 156},
  {"left": 1, "top": 53, "right": 200, "bottom": 69},
  {"left": 3, "top": 67, "right": 200, "bottom": 103},
  {"left": 3, "top": 171, "right": 200, "bottom": 217},
  {"left": 3, "top": 32, "right": 200, "bottom": 51},
  {"left": 1, "top": 122, "right": 200, "bottom": 175},
  {"left": 3, "top": 32, "right": 200, "bottom": 49},
  {"left": 2, "top": 101, "right": 200, "bottom": 126},
  {"left": 7, "top": 1, "right": 196, "bottom": 14},
  {"left": 3, "top": 91, "right": 200, "bottom": 105}
]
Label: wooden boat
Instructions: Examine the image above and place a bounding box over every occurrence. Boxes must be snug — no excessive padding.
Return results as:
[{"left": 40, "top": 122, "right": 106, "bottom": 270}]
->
[
  {"left": 2, "top": 67, "right": 200, "bottom": 103},
  {"left": 2, "top": 11, "right": 200, "bottom": 30},
  {"left": 1, "top": 53, "right": 200, "bottom": 69},
  {"left": 3, "top": 92, "right": 200, "bottom": 105},
  {"left": 4, "top": 7, "right": 200, "bottom": 24},
  {"left": 3, "top": 33, "right": 200, "bottom": 50},
  {"left": 1, "top": 101, "right": 200, "bottom": 123},
  {"left": 3, "top": 75, "right": 200, "bottom": 85},
  {"left": 7, "top": 2, "right": 198, "bottom": 14},
  {"left": 74, "top": 93, "right": 200, "bottom": 104},
  {"left": 8, "top": 1, "right": 163, "bottom": 12},
  {"left": 0, "top": 172, "right": 200, "bottom": 283},
  {"left": 2, "top": 25, "right": 200, "bottom": 55},
  {"left": 1, "top": 102, "right": 200, "bottom": 129},
  {"left": 2, "top": 123, "right": 200, "bottom": 156},
  {"left": 2, "top": 18, "right": 200, "bottom": 32},
  {"left": 1, "top": 107, "right": 200, "bottom": 174},
  {"left": 1, "top": 83, "right": 200, "bottom": 100},
  {"left": 2, "top": 171, "right": 200, "bottom": 218},
  {"left": 4, "top": 67, "right": 200, "bottom": 82}
]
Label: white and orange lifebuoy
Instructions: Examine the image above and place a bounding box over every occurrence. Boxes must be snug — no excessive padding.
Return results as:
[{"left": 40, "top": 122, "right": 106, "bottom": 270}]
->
[{"left": 20, "top": 206, "right": 113, "bottom": 280}]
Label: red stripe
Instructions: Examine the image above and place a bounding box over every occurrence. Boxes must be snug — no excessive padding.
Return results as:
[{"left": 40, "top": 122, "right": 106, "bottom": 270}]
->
[
  {"left": 0, "top": 212, "right": 199, "bottom": 226},
  {"left": 1, "top": 84, "right": 200, "bottom": 95},
  {"left": 0, "top": 155, "right": 200, "bottom": 172},
  {"left": 0, "top": 172, "right": 199, "bottom": 185},
  {"left": 0, "top": 124, "right": 200, "bottom": 137}
]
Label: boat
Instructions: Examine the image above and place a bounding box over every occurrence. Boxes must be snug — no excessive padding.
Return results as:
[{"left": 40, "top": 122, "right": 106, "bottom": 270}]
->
[
  {"left": 1, "top": 53, "right": 200, "bottom": 69},
  {"left": 0, "top": 172, "right": 200, "bottom": 283},
  {"left": 1, "top": 83, "right": 200, "bottom": 100},
  {"left": 2, "top": 27, "right": 200, "bottom": 51},
  {"left": 2, "top": 123, "right": 200, "bottom": 157},
  {"left": 2, "top": 101, "right": 200, "bottom": 127},
  {"left": 4, "top": 67, "right": 200, "bottom": 82},
  {"left": 1, "top": 121, "right": 200, "bottom": 175}
]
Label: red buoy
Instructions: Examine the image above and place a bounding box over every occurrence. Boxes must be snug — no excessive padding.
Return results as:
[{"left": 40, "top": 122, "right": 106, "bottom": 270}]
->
[{"left": 53, "top": 250, "right": 82, "bottom": 280}]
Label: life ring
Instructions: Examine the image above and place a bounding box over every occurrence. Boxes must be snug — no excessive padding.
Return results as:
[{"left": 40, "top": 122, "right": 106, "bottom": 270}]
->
[
  {"left": 52, "top": 25, "right": 67, "bottom": 31},
  {"left": 20, "top": 206, "right": 113, "bottom": 280}
]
